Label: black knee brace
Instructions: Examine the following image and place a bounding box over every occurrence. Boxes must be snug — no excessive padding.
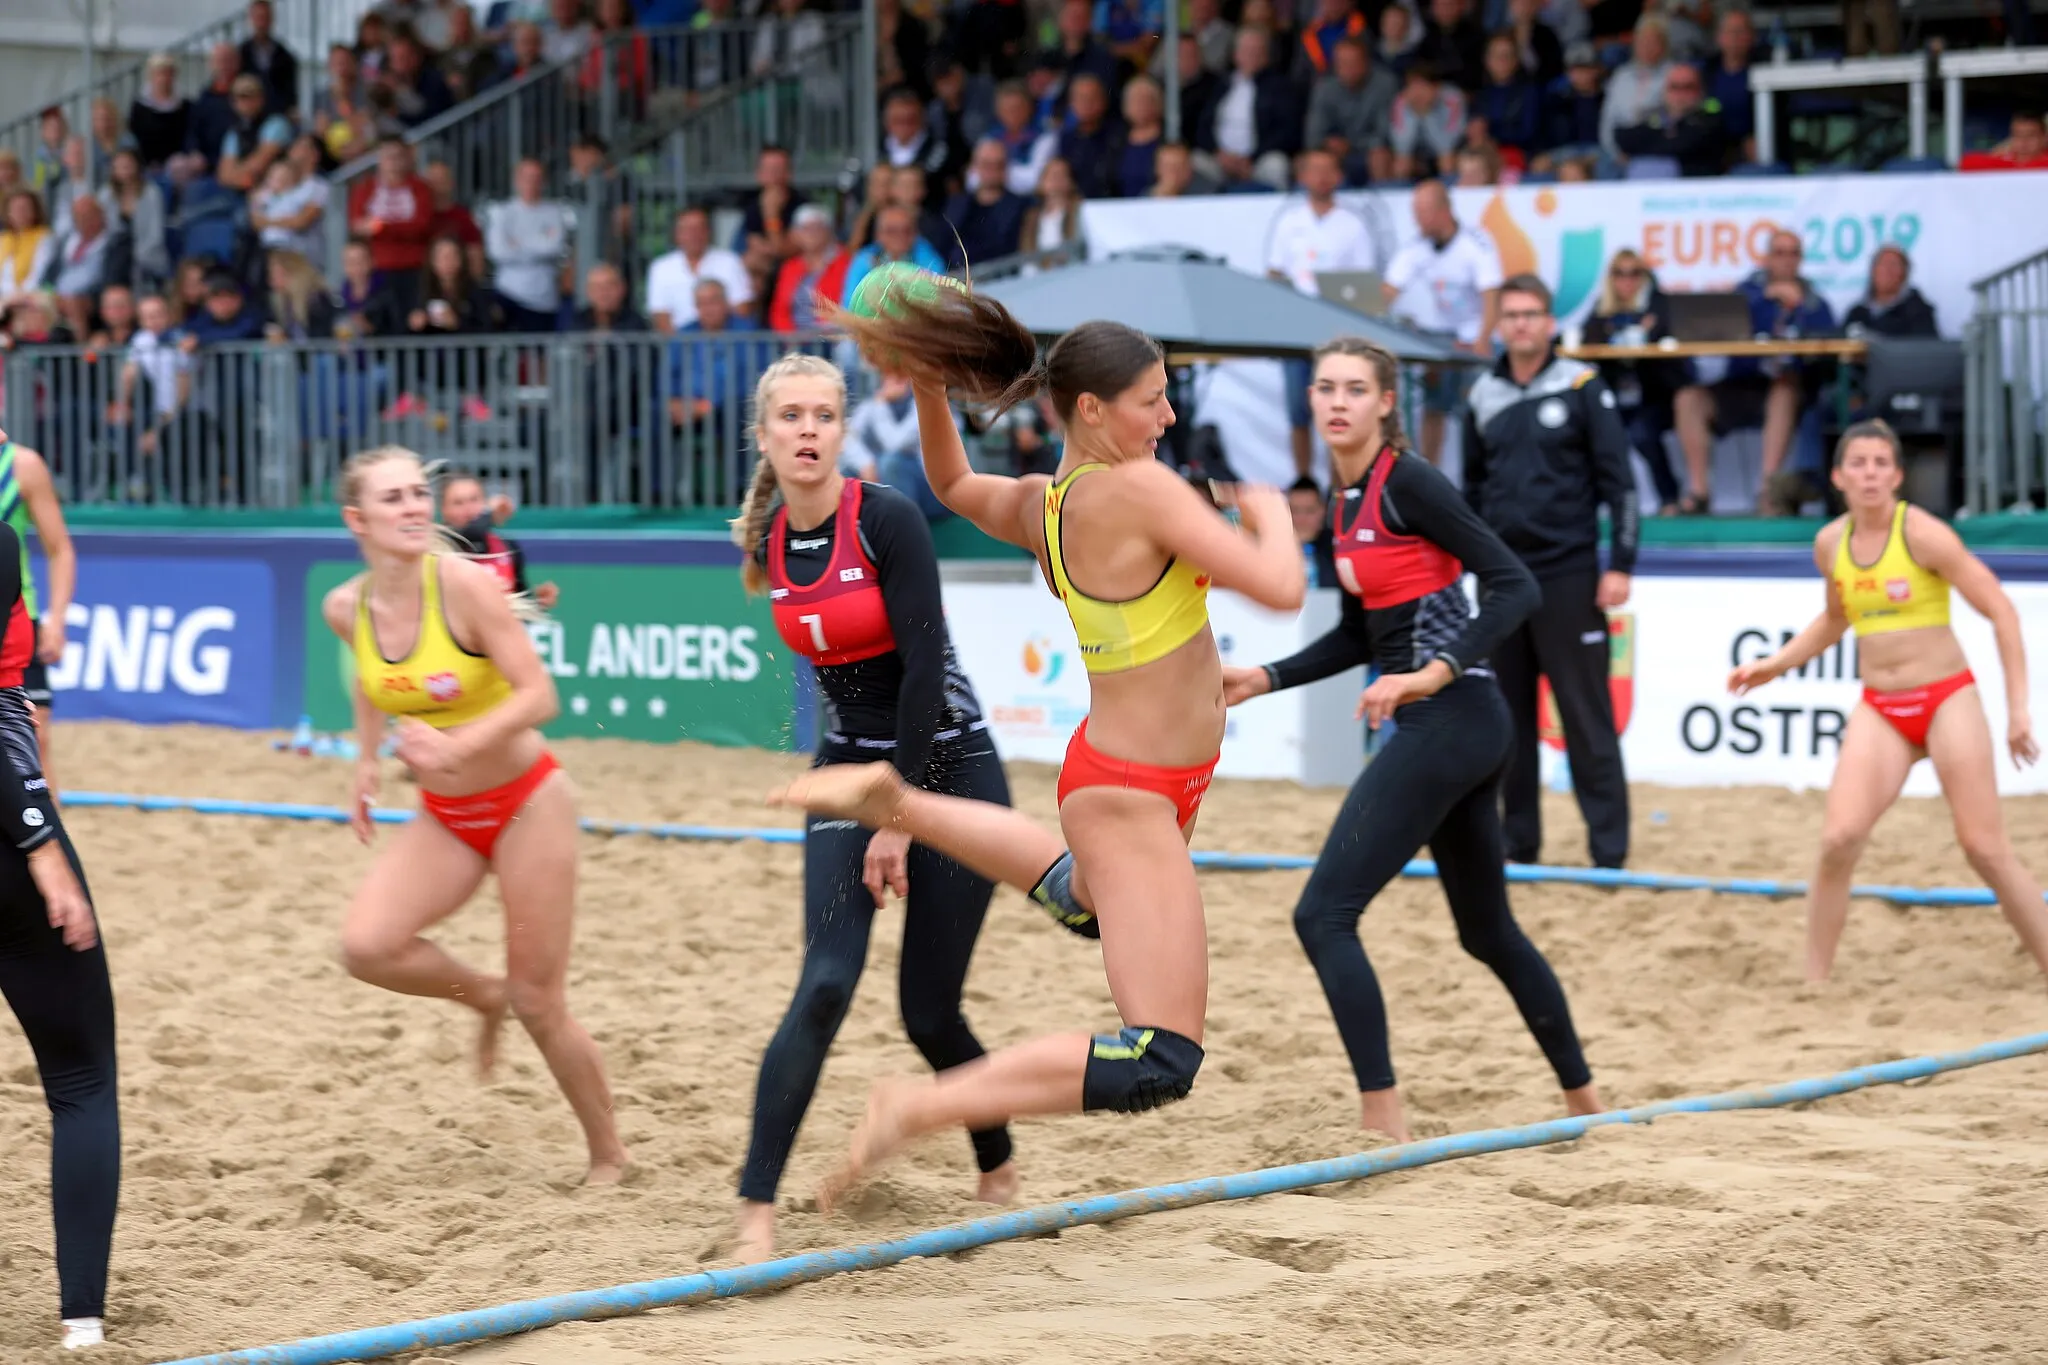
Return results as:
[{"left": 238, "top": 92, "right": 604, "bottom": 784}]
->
[
  {"left": 1080, "top": 1026, "right": 1203, "bottom": 1113},
  {"left": 1028, "top": 851, "right": 1099, "bottom": 939}
]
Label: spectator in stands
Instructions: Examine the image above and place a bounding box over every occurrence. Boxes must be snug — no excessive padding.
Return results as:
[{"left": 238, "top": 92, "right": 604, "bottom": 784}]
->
[
  {"left": 1415, "top": 0, "right": 1485, "bottom": 91},
  {"left": 1288, "top": 475, "right": 1338, "bottom": 587},
  {"left": 335, "top": 237, "right": 406, "bottom": 338},
  {"left": 889, "top": 166, "right": 954, "bottom": 258},
  {"left": 1, "top": 193, "right": 56, "bottom": 306},
  {"left": 667, "top": 279, "right": 771, "bottom": 428},
  {"left": 1582, "top": 248, "right": 1687, "bottom": 513},
  {"left": 574, "top": 262, "right": 646, "bottom": 332},
  {"left": 951, "top": 0, "right": 1028, "bottom": 81},
  {"left": 567, "top": 133, "right": 637, "bottom": 274},
  {"left": 410, "top": 0, "right": 465, "bottom": 53},
  {"left": 1537, "top": 40, "right": 1605, "bottom": 164},
  {"left": 1296, "top": 0, "right": 1368, "bottom": 83},
  {"left": 349, "top": 141, "right": 436, "bottom": 311},
  {"left": 421, "top": 160, "right": 487, "bottom": 280},
  {"left": 487, "top": 158, "right": 572, "bottom": 334},
  {"left": 876, "top": 0, "right": 935, "bottom": 101},
  {"left": 1, "top": 292, "right": 73, "bottom": 352},
  {"left": 844, "top": 163, "right": 896, "bottom": 251},
  {"left": 1960, "top": 112, "right": 2048, "bottom": 172},
  {"left": 1268, "top": 147, "right": 1377, "bottom": 475},
  {"left": 31, "top": 109, "right": 67, "bottom": 196},
  {"left": 646, "top": 206, "right": 755, "bottom": 332},
  {"left": 1110, "top": 74, "right": 1168, "bottom": 198},
  {"left": 441, "top": 7, "right": 504, "bottom": 103},
  {"left": 1388, "top": 62, "right": 1466, "bottom": 181},
  {"left": 1844, "top": 0, "right": 1902, "bottom": 56},
  {"left": 1382, "top": 179, "right": 1503, "bottom": 464},
  {"left": 1044, "top": 0, "right": 1119, "bottom": 104},
  {"left": 686, "top": 0, "right": 753, "bottom": 97},
  {"left": 182, "top": 271, "right": 267, "bottom": 349},
  {"left": 130, "top": 54, "right": 192, "bottom": 173},
  {"left": 1456, "top": 142, "right": 1502, "bottom": 184},
  {"left": 849, "top": 370, "right": 953, "bottom": 517},
  {"left": 44, "top": 196, "right": 122, "bottom": 338},
  {"left": 740, "top": 146, "right": 808, "bottom": 262},
  {"left": 353, "top": 11, "right": 390, "bottom": 80},
  {"left": 1474, "top": 31, "right": 1542, "bottom": 159},
  {"left": 1306, "top": 36, "right": 1397, "bottom": 187},
  {"left": 316, "top": 44, "right": 377, "bottom": 164},
  {"left": 382, "top": 30, "right": 456, "bottom": 128},
  {"left": 1164, "top": 33, "right": 1223, "bottom": 146},
  {"left": 240, "top": 0, "right": 300, "bottom": 117},
  {"left": 988, "top": 80, "right": 1058, "bottom": 195},
  {"left": 184, "top": 44, "right": 245, "bottom": 177},
  {"left": 1674, "top": 228, "right": 1834, "bottom": 516},
  {"left": 585, "top": 0, "right": 653, "bottom": 108},
  {"left": 1844, "top": 244, "right": 1938, "bottom": 339},
  {"left": 216, "top": 75, "right": 294, "bottom": 193},
  {"left": 87, "top": 99, "right": 128, "bottom": 183},
  {"left": 1194, "top": 26, "right": 1300, "bottom": 192},
  {"left": 1150, "top": 140, "right": 1205, "bottom": 195},
  {"left": 751, "top": 0, "right": 828, "bottom": 80},
  {"left": 503, "top": 22, "right": 550, "bottom": 87},
  {"left": 110, "top": 294, "right": 191, "bottom": 479},
  {"left": 543, "top": 0, "right": 595, "bottom": 66},
  {"left": 92, "top": 285, "right": 138, "bottom": 351},
  {"left": 842, "top": 203, "right": 947, "bottom": 303},
  {"left": 99, "top": 149, "right": 171, "bottom": 292},
  {"left": 1097, "top": 0, "right": 1166, "bottom": 71},
  {"left": 944, "top": 139, "right": 1029, "bottom": 269},
  {"left": 0, "top": 152, "right": 22, "bottom": 210},
  {"left": 929, "top": 55, "right": 996, "bottom": 156},
  {"left": 166, "top": 258, "right": 211, "bottom": 325},
  {"left": 263, "top": 249, "right": 336, "bottom": 341},
  {"left": 1615, "top": 60, "right": 1725, "bottom": 176},
  {"left": 1377, "top": 2, "right": 1423, "bottom": 75},
  {"left": 1599, "top": 15, "right": 1670, "bottom": 162},
  {"left": 880, "top": 86, "right": 958, "bottom": 203},
  {"left": 409, "top": 235, "right": 503, "bottom": 336},
  {"left": 1020, "top": 157, "right": 1085, "bottom": 264},
  {"left": 1702, "top": 8, "right": 1756, "bottom": 159},
  {"left": 1057, "top": 73, "right": 1124, "bottom": 199},
  {"left": 287, "top": 132, "right": 328, "bottom": 196},
  {"left": 767, "top": 204, "right": 849, "bottom": 332},
  {"left": 1505, "top": 0, "right": 1563, "bottom": 86},
  {"left": 1159, "top": 0, "right": 1233, "bottom": 76}
]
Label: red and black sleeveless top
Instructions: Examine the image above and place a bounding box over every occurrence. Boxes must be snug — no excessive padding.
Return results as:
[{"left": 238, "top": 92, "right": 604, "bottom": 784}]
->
[
  {"left": 1331, "top": 448, "right": 1464, "bottom": 607},
  {"left": 766, "top": 478, "right": 897, "bottom": 667}
]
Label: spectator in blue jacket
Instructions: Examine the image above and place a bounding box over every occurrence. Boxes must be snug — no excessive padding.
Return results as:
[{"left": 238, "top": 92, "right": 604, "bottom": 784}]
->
[
  {"left": 943, "top": 140, "right": 1029, "bottom": 270},
  {"left": 1536, "top": 42, "right": 1605, "bottom": 165},
  {"left": 839, "top": 205, "right": 946, "bottom": 305},
  {"left": 1673, "top": 229, "right": 1837, "bottom": 515},
  {"left": 666, "top": 279, "right": 778, "bottom": 430},
  {"left": 1056, "top": 73, "right": 1124, "bottom": 199},
  {"left": 1702, "top": 9, "right": 1757, "bottom": 157},
  {"left": 1474, "top": 31, "right": 1542, "bottom": 158}
]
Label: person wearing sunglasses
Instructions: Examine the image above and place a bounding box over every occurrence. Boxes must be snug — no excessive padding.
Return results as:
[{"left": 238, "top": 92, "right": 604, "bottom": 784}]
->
[
  {"left": 1613, "top": 61, "right": 1728, "bottom": 177},
  {"left": 1581, "top": 249, "right": 1690, "bottom": 514}
]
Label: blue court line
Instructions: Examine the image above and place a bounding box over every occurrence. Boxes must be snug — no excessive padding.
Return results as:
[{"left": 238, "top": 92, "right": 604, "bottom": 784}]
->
[
  {"left": 159, "top": 1027, "right": 2048, "bottom": 1365},
  {"left": 61, "top": 790, "right": 2019, "bottom": 909}
]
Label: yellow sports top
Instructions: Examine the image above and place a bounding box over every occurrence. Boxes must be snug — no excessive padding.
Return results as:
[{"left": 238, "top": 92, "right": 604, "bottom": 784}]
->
[
  {"left": 1042, "top": 463, "right": 1211, "bottom": 674},
  {"left": 1831, "top": 500, "right": 1950, "bottom": 637},
  {"left": 354, "top": 555, "right": 512, "bottom": 727}
]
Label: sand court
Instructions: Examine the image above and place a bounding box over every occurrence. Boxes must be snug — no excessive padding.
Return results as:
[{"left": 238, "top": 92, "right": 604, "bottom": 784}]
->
[{"left": 2, "top": 722, "right": 2044, "bottom": 1364}]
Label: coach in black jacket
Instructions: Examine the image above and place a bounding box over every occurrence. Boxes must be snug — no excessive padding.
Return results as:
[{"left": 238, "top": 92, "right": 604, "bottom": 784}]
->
[{"left": 1463, "top": 273, "right": 1638, "bottom": 869}]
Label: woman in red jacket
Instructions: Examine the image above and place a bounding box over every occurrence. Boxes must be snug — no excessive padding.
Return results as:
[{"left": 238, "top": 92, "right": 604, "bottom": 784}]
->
[{"left": 768, "top": 205, "right": 851, "bottom": 333}]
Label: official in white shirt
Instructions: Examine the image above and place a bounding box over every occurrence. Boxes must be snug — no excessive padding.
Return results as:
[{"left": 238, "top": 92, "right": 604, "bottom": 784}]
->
[
  {"left": 1382, "top": 179, "right": 1503, "bottom": 465},
  {"left": 644, "top": 205, "right": 755, "bottom": 333},
  {"left": 1265, "top": 147, "right": 1378, "bottom": 478}
]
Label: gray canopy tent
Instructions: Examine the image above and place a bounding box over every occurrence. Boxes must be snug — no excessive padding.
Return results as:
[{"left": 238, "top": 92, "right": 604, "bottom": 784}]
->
[{"left": 973, "top": 249, "right": 1469, "bottom": 365}]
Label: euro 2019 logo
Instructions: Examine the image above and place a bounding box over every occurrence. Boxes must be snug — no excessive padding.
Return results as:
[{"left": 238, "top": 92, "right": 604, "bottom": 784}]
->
[{"left": 1021, "top": 636, "right": 1064, "bottom": 684}]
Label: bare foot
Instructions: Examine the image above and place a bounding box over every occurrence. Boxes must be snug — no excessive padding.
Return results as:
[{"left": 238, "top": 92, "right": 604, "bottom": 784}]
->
[
  {"left": 473, "top": 978, "right": 509, "bottom": 1081},
  {"left": 819, "top": 1077, "right": 922, "bottom": 1214},
  {"left": 733, "top": 1199, "right": 776, "bottom": 1263},
  {"left": 767, "top": 762, "right": 907, "bottom": 831},
  {"left": 1563, "top": 1081, "right": 1603, "bottom": 1119},
  {"left": 975, "top": 1160, "right": 1020, "bottom": 1205},
  {"left": 1359, "top": 1088, "right": 1412, "bottom": 1145},
  {"left": 585, "top": 1154, "right": 631, "bottom": 1187}
]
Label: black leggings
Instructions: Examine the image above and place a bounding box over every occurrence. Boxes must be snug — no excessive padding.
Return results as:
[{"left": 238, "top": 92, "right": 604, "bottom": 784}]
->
[
  {"left": 740, "top": 741, "right": 1013, "bottom": 1203},
  {"left": 1292, "top": 676, "right": 1592, "bottom": 1095},
  {"left": 0, "top": 833, "right": 119, "bottom": 1321}
]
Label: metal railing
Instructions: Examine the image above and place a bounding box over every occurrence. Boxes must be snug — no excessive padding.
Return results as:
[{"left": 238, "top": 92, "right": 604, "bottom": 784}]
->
[
  {"left": 1, "top": 0, "right": 377, "bottom": 169},
  {"left": 328, "top": 17, "right": 869, "bottom": 285},
  {"left": 1965, "top": 247, "right": 2048, "bottom": 514},
  {"left": 0, "top": 330, "right": 880, "bottom": 510}
]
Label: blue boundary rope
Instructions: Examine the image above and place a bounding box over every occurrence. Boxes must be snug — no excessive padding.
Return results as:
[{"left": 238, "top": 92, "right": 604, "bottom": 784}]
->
[
  {"left": 159, "top": 1028, "right": 2048, "bottom": 1365},
  {"left": 63, "top": 790, "right": 2018, "bottom": 909}
]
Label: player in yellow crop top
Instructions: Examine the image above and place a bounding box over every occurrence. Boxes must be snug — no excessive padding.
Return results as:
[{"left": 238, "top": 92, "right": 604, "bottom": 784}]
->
[
  {"left": 320, "top": 446, "right": 628, "bottom": 1186},
  {"left": 764, "top": 300, "right": 1305, "bottom": 1211},
  {"left": 1728, "top": 420, "right": 2048, "bottom": 988}
]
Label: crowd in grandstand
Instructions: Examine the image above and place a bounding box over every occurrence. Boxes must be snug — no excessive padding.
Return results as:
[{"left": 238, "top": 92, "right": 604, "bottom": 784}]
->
[{"left": 0, "top": 0, "right": 2040, "bottom": 509}]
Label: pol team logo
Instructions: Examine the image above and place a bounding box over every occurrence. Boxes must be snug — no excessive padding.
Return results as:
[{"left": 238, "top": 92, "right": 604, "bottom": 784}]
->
[{"left": 1539, "top": 611, "right": 1635, "bottom": 751}]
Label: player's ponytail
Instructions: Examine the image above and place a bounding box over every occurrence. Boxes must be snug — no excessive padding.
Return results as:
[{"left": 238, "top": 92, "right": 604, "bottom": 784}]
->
[
  {"left": 733, "top": 353, "right": 847, "bottom": 594},
  {"left": 1310, "top": 336, "right": 1411, "bottom": 455},
  {"left": 834, "top": 288, "right": 1048, "bottom": 416}
]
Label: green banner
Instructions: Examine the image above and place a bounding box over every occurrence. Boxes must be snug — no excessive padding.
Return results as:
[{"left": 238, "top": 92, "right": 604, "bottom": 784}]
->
[{"left": 302, "top": 562, "right": 796, "bottom": 749}]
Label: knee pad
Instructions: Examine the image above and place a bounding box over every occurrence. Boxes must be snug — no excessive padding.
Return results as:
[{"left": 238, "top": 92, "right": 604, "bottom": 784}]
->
[
  {"left": 1081, "top": 1026, "right": 1203, "bottom": 1114},
  {"left": 1028, "top": 851, "right": 1099, "bottom": 939}
]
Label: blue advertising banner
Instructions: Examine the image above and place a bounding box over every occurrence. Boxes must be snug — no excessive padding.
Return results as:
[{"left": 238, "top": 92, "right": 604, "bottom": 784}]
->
[{"left": 44, "top": 556, "right": 276, "bottom": 726}]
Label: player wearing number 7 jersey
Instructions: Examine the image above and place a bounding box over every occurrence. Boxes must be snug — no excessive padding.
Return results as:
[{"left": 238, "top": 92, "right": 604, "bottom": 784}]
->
[{"left": 726, "top": 354, "right": 1018, "bottom": 1264}]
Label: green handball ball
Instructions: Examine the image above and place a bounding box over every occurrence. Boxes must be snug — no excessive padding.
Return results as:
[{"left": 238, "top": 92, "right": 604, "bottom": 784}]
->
[{"left": 845, "top": 261, "right": 967, "bottom": 320}]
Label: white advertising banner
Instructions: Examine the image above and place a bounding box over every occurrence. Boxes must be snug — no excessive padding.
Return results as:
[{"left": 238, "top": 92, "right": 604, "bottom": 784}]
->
[
  {"left": 942, "top": 574, "right": 2048, "bottom": 798},
  {"left": 941, "top": 581, "right": 1365, "bottom": 786},
  {"left": 1081, "top": 170, "right": 2048, "bottom": 337}
]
